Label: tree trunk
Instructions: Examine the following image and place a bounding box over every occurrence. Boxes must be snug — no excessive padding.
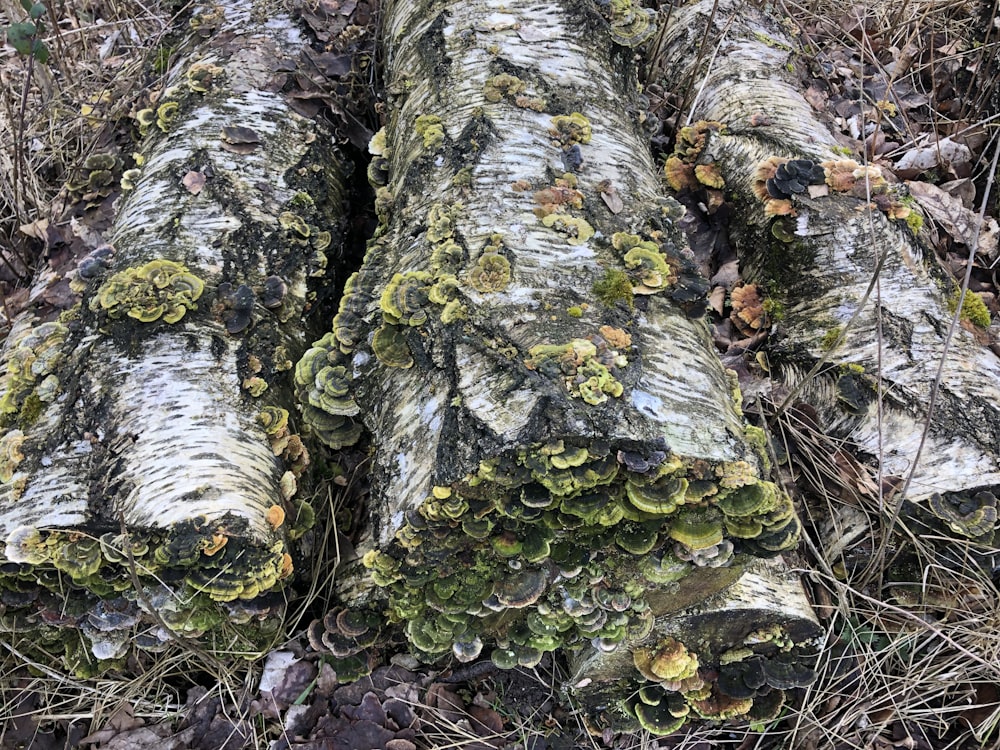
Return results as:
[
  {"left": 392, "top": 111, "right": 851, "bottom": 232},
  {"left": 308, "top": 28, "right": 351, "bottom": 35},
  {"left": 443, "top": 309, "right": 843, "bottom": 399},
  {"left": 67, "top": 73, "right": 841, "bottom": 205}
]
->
[
  {"left": 0, "top": 0, "right": 347, "bottom": 671},
  {"left": 298, "top": 0, "right": 820, "bottom": 730},
  {"left": 654, "top": 0, "right": 1000, "bottom": 531}
]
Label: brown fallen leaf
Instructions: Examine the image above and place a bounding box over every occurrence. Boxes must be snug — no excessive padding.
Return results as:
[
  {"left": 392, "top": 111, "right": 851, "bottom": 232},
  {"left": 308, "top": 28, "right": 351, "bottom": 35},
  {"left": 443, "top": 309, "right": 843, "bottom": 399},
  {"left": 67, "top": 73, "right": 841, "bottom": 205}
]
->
[
  {"left": 220, "top": 125, "right": 262, "bottom": 154},
  {"left": 907, "top": 180, "right": 999, "bottom": 259},
  {"left": 598, "top": 180, "right": 624, "bottom": 214},
  {"left": 182, "top": 171, "right": 206, "bottom": 194}
]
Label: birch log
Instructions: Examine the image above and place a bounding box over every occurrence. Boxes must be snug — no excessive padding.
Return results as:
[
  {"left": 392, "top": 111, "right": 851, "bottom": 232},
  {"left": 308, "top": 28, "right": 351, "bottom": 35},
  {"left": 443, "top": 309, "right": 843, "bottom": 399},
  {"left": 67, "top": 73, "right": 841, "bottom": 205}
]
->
[
  {"left": 654, "top": 0, "right": 1000, "bottom": 540},
  {"left": 0, "top": 0, "right": 347, "bottom": 671},
  {"left": 297, "top": 0, "right": 820, "bottom": 730}
]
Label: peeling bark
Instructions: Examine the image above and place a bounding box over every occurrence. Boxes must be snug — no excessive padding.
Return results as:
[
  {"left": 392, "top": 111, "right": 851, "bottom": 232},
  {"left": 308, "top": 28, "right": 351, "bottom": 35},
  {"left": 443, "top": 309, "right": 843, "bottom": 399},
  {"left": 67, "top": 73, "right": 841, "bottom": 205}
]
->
[
  {"left": 0, "top": 0, "right": 348, "bottom": 669},
  {"left": 298, "top": 0, "right": 820, "bottom": 730}
]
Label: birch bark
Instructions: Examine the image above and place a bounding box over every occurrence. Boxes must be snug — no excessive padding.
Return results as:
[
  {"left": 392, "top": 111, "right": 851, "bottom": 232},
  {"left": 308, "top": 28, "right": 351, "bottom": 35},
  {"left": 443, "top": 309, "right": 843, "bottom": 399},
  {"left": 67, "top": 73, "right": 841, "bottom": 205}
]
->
[
  {"left": 654, "top": 0, "right": 1000, "bottom": 539},
  {"left": 0, "top": 0, "right": 347, "bottom": 669},
  {"left": 298, "top": 0, "right": 821, "bottom": 731}
]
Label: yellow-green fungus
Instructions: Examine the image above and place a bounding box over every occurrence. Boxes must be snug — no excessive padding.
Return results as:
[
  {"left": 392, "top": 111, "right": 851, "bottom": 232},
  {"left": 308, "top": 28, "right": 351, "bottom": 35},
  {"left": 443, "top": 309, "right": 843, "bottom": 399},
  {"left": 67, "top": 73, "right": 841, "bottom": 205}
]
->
[
  {"left": 372, "top": 325, "right": 414, "bottom": 368},
  {"left": 625, "top": 476, "right": 688, "bottom": 516},
  {"left": 715, "top": 481, "right": 779, "bottom": 517},
  {"left": 469, "top": 253, "right": 511, "bottom": 293},
  {"left": 928, "top": 491, "right": 997, "bottom": 538},
  {"left": 484, "top": 73, "right": 526, "bottom": 102},
  {"left": 426, "top": 202, "right": 461, "bottom": 243},
  {"left": 415, "top": 114, "right": 445, "bottom": 150},
  {"left": 156, "top": 101, "right": 179, "bottom": 132},
  {"left": 258, "top": 407, "right": 290, "bottom": 436},
  {"left": 541, "top": 214, "right": 594, "bottom": 245},
  {"left": 279, "top": 211, "right": 311, "bottom": 239},
  {"left": 186, "top": 62, "right": 223, "bottom": 93},
  {"left": 431, "top": 243, "right": 464, "bottom": 275},
  {"left": 623, "top": 246, "right": 673, "bottom": 291},
  {"left": 668, "top": 507, "right": 725, "bottom": 550},
  {"left": 380, "top": 271, "right": 432, "bottom": 326},
  {"left": 0, "top": 430, "right": 26, "bottom": 482},
  {"left": 634, "top": 636, "right": 699, "bottom": 683},
  {"left": 92, "top": 259, "right": 204, "bottom": 324},
  {"left": 549, "top": 113, "right": 592, "bottom": 146},
  {"left": 605, "top": 0, "right": 657, "bottom": 46}
]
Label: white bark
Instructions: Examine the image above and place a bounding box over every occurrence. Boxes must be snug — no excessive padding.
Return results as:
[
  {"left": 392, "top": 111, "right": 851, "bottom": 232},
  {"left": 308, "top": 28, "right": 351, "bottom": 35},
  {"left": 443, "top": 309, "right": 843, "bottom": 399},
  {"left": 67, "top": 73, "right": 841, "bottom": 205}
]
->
[
  {"left": 0, "top": 0, "right": 347, "bottom": 663},
  {"left": 295, "top": 0, "right": 819, "bottom": 725},
  {"left": 657, "top": 0, "right": 1000, "bottom": 504}
]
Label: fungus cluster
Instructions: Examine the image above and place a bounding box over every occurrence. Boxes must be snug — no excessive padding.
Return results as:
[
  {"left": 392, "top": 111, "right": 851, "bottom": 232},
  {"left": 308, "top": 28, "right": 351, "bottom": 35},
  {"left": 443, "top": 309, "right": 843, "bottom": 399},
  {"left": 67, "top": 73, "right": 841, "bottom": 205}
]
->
[
  {"left": 357, "top": 434, "right": 802, "bottom": 671},
  {"left": 662, "top": 121, "right": 726, "bottom": 193},
  {"left": 186, "top": 61, "right": 223, "bottom": 94},
  {"left": 307, "top": 604, "right": 382, "bottom": 680},
  {"left": 278, "top": 206, "right": 331, "bottom": 278},
  {"left": 0, "top": 320, "right": 69, "bottom": 426},
  {"left": 0, "top": 430, "right": 26, "bottom": 483},
  {"left": 753, "top": 156, "right": 918, "bottom": 223},
  {"left": 928, "top": 490, "right": 998, "bottom": 539},
  {"left": 1, "top": 513, "right": 293, "bottom": 666},
  {"left": 134, "top": 100, "right": 180, "bottom": 137},
  {"left": 483, "top": 73, "right": 547, "bottom": 111},
  {"left": 65, "top": 153, "right": 120, "bottom": 206},
  {"left": 524, "top": 330, "right": 629, "bottom": 405},
  {"left": 614, "top": 629, "right": 816, "bottom": 735},
  {"left": 600, "top": 0, "right": 657, "bottom": 47},
  {"left": 414, "top": 114, "right": 445, "bottom": 151},
  {"left": 91, "top": 258, "right": 204, "bottom": 324},
  {"left": 294, "top": 331, "right": 364, "bottom": 449},
  {"left": 609, "top": 231, "right": 708, "bottom": 317},
  {"left": 468, "top": 235, "right": 511, "bottom": 293}
]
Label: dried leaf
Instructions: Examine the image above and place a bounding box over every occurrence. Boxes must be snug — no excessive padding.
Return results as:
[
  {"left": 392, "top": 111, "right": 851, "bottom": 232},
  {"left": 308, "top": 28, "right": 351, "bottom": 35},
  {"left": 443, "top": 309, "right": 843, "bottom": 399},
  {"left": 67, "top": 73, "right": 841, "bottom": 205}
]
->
[
  {"left": 467, "top": 704, "right": 504, "bottom": 736},
  {"left": 907, "top": 180, "right": 999, "bottom": 258},
  {"left": 182, "top": 171, "right": 206, "bottom": 194},
  {"left": 221, "top": 125, "right": 262, "bottom": 144},
  {"left": 18, "top": 218, "right": 49, "bottom": 241},
  {"left": 600, "top": 183, "right": 624, "bottom": 214},
  {"left": 708, "top": 285, "right": 727, "bottom": 316},
  {"left": 895, "top": 136, "right": 971, "bottom": 173},
  {"left": 803, "top": 85, "right": 828, "bottom": 111}
]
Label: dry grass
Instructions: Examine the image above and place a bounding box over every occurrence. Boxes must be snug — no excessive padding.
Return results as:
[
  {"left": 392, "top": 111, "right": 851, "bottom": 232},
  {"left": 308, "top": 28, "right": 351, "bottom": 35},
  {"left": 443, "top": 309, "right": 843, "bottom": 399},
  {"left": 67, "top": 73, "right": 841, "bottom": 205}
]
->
[{"left": 0, "top": 0, "right": 176, "bottom": 289}]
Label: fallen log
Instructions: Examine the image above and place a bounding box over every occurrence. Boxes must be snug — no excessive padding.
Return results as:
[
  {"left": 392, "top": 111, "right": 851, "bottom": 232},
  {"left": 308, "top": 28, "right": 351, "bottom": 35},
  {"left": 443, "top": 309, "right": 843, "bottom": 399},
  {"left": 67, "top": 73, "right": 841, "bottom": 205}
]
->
[
  {"left": 0, "top": 0, "right": 347, "bottom": 672},
  {"left": 653, "top": 0, "right": 1000, "bottom": 560},
  {"left": 299, "top": 0, "right": 821, "bottom": 730}
]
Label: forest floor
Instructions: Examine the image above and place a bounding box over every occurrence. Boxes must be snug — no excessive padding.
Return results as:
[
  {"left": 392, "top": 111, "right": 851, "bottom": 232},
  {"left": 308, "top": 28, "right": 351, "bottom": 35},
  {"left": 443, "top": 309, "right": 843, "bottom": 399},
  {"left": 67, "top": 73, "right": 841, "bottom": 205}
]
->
[{"left": 1, "top": 0, "right": 999, "bottom": 748}]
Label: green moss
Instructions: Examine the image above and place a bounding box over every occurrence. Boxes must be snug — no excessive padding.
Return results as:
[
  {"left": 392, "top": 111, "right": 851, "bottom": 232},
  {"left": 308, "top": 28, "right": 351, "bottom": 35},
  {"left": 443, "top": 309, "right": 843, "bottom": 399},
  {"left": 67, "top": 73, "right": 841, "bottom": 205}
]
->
[
  {"left": 451, "top": 166, "right": 473, "bottom": 187},
  {"left": 819, "top": 325, "right": 844, "bottom": 351},
  {"left": 761, "top": 297, "right": 784, "bottom": 322},
  {"left": 593, "top": 269, "right": 634, "bottom": 309},
  {"left": 946, "top": 290, "right": 991, "bottom": 327},
  {"left": 567, "top": 306, "right": 583, "bottom": 318},
  {"left": 18, "top": 393, "right": 44, "bottom": 428}
]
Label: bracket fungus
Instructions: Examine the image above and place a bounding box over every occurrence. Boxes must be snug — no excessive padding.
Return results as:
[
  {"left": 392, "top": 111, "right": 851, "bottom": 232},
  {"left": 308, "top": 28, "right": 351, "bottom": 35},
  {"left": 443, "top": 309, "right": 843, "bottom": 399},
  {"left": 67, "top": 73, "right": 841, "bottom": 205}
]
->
[
  {"left": 92, "top": 259, "right": 204, "bottom": 324},
  {"left": 928, "top": 491, "right": 998, "bottom": 539},
  {"left": 606, "top": 627, "right": 818, "bottom": 735}
]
